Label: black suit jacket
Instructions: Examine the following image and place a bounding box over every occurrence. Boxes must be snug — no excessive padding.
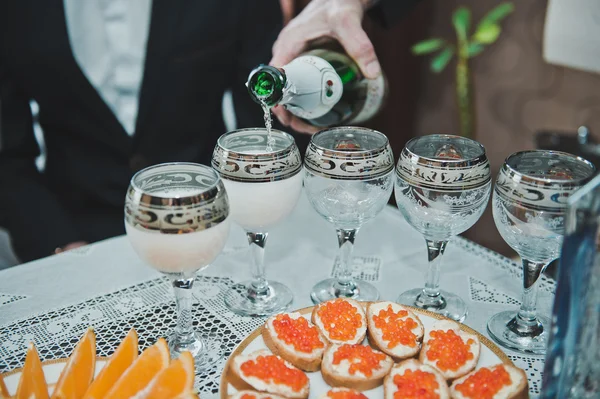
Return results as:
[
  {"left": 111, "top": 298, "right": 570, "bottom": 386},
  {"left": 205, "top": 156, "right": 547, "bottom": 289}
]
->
[{"left": 0, "top": 0, "right": 295, "bottom": 262}]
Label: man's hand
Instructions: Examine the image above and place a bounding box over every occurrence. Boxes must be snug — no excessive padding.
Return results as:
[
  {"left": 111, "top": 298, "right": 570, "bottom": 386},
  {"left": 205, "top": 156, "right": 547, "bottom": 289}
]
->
[
  {"left": 270, "top": 0, "right": 381, "bottom": 134},
  {"left": 55, "top": 241, "right": 88, "bottom": 254}
]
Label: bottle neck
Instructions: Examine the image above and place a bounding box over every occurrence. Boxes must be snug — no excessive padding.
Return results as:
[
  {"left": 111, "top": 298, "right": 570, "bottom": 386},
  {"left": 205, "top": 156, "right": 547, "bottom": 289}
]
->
[{"left": 246, "top": 65, "right": 286, "bottom": 107}]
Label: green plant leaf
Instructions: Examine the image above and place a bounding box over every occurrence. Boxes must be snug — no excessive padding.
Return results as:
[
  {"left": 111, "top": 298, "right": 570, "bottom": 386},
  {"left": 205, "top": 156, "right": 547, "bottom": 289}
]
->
[
  {"left": 430, "top": 47, "right": 454, "bottom": 73},
  {"left": 411, "top": 38, "right": 445, "bottom": 55},
  {"left": 467, "top": 42, "right": 485, "bottom": 57},
  {"left": 478, "top": 2, "right": 515, "bottom": 27},
  {"left": 452, "top": 7, "right": 471, "bottom": 40},
  {"left": 473, "top": 23, "right": 501, "bottom": 44}
]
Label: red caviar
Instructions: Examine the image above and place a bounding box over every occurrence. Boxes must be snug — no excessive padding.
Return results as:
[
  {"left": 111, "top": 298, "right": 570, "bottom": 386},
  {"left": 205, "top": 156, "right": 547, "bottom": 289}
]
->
[
  {"left": 272, "top": 314, "right": 324, "bottom": 353},
  {"left": 240, "top": 355, "right": 308, "bottom": 392},
  {"left": 392, "top": 369, "right": 440, "bottom": 399},
  {"left": 373, "top": 305, "right": 419, "bottom": 348},
  {"left": 332, "top": 344, "right": 386, "bottom": 377},
  {"left": 326, "top": 390, "right": 368, "bottom": 399},
  {"left": 455, "top": 366, "right": 512, "bottom": 399},
  {"left": 425, "top": 329, "right": 474, "bottom": 371},
  {"left": 317, "top": 299, "right": 363, "bottom": 341}
]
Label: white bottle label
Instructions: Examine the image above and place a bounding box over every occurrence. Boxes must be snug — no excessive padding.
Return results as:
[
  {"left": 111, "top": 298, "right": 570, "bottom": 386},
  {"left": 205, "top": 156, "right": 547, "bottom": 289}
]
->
[
  {"left": 350, "top": 74, "right": 386, "bottom": 124},
  {"left": 281, "top": 56, "right": 343, "bottom": 119}
]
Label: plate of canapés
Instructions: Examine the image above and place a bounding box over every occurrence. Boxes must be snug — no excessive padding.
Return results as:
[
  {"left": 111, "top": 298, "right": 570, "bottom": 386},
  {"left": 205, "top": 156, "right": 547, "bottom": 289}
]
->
[
  {"left": 221, "top": 299, "right": 529, "bottom": 399},
  {"left": 0, "top": 328, "right": 198, "bottom": 399}
]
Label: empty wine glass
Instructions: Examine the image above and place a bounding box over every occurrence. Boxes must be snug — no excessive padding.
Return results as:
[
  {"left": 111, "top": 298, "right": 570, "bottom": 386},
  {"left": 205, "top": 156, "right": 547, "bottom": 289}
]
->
[
  {"left": 304, "top": 126, "right": 394, "bottom": 303},
  {"left": 124, "top": 163, "right": 230, "bottom": 371},
  {"left": 394, "top": 134, "right": 491, "bottom": 322},
  {"left": 488, "top": 150, "right": 594, "bottom": 354},
  {"left": 212, "top": 128, "right": 302, "bottom": 316}
]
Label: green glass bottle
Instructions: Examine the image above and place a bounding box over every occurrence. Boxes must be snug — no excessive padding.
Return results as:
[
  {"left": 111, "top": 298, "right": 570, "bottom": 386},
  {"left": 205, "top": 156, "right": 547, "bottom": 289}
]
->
[{"left": 247, "top": 47, "right": 387, "bottom": 127}]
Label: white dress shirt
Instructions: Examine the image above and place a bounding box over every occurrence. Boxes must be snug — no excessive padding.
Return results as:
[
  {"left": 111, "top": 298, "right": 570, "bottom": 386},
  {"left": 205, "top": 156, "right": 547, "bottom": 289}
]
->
[{"left": 63, "top": 0, "right": 152, "bottom": 136}]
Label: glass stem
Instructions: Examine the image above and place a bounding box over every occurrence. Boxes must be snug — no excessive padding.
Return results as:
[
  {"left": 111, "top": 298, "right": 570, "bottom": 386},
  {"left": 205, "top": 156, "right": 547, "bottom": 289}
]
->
[
  {"left": 334, "top": 228, "right": 358, "bottom": 297},
  {"left": 508, "top": 259, "right": 547, "bottom": 336},
  {"left": 172, "top": 276, "right": 196, "bottom": 346},
  {"left": 247, "top": 231, "right": 269, "bottom": 299},
  {"left": 420, "top": 239, "right": 448, "bottom": 308}
]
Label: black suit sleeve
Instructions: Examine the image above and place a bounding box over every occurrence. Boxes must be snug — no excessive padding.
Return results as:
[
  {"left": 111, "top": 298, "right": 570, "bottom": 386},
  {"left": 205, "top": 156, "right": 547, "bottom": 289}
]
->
[
  {"left": 368, "top": 0, "right": 422, "bottom": 28},
  {"left": 0, "top": 63, "right": 81, "bottom": 262}
]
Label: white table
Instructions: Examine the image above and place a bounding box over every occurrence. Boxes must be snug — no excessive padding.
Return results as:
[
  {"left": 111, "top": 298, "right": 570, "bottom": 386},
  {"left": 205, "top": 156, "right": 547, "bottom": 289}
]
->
[{"left": 0, "top": 193, "right": 554, "bottom": 398}]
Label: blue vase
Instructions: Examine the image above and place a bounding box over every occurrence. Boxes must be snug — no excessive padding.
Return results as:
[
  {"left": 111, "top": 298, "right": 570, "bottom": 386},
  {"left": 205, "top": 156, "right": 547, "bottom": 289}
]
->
[{"left": 541, "top": 174, "right": 600, "bottom": 398}]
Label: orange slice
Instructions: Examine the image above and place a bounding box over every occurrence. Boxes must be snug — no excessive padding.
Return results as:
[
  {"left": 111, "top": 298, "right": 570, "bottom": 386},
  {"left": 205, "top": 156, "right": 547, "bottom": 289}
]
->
[
  {"left": 135, "top": 351, "right": 195, "bottom": 399},
  {"left": 82, "top": 329, "right": 139, "bottom": 399},
  {"left": 103, "top": 338, "right": 170, "bottom": 399},
  {"left": 15, "top": 342, "right": 50, "bottom": 399},
  {"left": 50, "top": 328, "right": 96, "bottom": 399},
  {"left": 0, "top": 373, "right": 9, "bottom": 398}
]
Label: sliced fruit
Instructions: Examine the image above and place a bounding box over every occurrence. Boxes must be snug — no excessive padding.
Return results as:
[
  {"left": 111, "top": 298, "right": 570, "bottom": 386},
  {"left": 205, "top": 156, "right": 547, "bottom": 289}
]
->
[
  {"left": 134, "top": 351, "right": 195, "bottom": 399},
  {"left": 82, "top": 329, "right": 138, "bottom": 399},
  {"left": 50, "top": 328, "right": 96, "bottom": 399},
  {"left": 103, "top": 338, "right": 170, "bottom": 399},
  {"left": 15, "top": 342, "right": 50, "bottom": 399},
  {"left": 0, "top": 373, "right": 9, "bottom": 398}
]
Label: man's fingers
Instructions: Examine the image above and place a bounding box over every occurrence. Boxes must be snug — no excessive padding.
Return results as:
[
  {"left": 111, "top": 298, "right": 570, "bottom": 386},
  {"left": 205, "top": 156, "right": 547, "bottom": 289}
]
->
[
  {"left": 270, "top": 36, "right": 302, "bottom": 67},
  {"left": 273, "top": 107, "right": 320, "bottom": 134},
  {"left": 270, "top": 15, "right": 331, "bottom": 67},
  {"left": 272, "top": 105, "right": 292, "bottom": 126},
  {"left": 270, "top": 25, "right": 312, "bottom": 66},
  {"left": 335, "top": 14, "right": 381, "bottom": 79},
  {"left": 289, "top": 116, "right": 321, "bottom": 134}
]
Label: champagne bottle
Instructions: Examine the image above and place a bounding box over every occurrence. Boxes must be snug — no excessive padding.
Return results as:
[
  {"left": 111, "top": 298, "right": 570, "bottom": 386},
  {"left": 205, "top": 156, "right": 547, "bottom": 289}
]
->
[{"left": 247, "top": 47, "right": 387, "bottom": 127}]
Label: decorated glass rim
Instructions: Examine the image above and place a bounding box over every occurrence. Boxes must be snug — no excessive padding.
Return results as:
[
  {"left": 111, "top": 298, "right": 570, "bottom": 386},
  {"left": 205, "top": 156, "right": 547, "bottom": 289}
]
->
[
  {"left": 402, "top": 134, "right": 488, "bottom": 168},
  {"left": 501, "top": 150, "right": 595, "bottom": 186},
  {"left": 308, "top": 126, "right": 390, "bottom": 156},
  {"left": 129, "top": 162, "right": 222, "bottom": 206},
  {"left": 215, "top": 127, "right": 297, "bottom": 160},
  {"left": 212, "top": 127, "right": 302, "bottom": 183}
]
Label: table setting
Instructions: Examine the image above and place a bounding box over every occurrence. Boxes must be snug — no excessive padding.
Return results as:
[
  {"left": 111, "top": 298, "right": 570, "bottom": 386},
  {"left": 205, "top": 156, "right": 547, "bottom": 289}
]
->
[{"left": 2, "top": 128, "right": 581, "bottom": 399}]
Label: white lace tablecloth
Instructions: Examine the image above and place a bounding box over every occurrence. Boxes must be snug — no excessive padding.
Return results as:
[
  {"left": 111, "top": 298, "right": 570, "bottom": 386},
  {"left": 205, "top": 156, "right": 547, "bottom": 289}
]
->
[{"left": 0, "top": 193, "right": 555, "bottom": 398}]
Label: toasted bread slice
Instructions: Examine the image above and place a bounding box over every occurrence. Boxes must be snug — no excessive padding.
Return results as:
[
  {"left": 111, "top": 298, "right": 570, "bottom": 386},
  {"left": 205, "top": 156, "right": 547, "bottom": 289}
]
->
[
  {"left": 321, "top": 343, "right": 393, "bottom": 391},
  {"left": 450, "top": 363, "right": 529, "bottom": 399},
  {"left": 312, "top": 299, "right": 367, "bottom": 345},
  {"left": 419, "top": 320, "right": 480, "bottom": 381},
  {"left": 367, "top": 301, "right": 424, "bottom": 360},
  {"left": 262, "top": 312, "right": 327, "bottom": 372},
  {"left": 229, "top": 390, "right": 288, "bottom": 399},
  {"left": 318, "top": 387, "right": 368, "bottom": 399},
  {"left": 229, "top": 350, "right": 309, "bottom": 399},
  {"left": 384, "top": 359, "right": 449, "bottom": 399}
]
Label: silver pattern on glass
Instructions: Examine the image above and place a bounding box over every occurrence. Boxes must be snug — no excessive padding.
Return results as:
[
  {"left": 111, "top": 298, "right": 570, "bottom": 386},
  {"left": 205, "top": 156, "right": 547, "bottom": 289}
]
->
[
  {"left": 304, "top": 127, "right": 394, "bottom": 303},
  {"left": 124, "top": 162, "right": 230, "bottom": 371},
  {"left": 212, "top": 128, "right": 302, "bottom": 182},
  {"left": 394, "top": 135, "right": 491, "bottom": 322},
  {"left": 487, "top": 150, "right": 595, "bottom": 355},
  {"left": 212, "top": 128, "right": 302, "bottom": 316}
]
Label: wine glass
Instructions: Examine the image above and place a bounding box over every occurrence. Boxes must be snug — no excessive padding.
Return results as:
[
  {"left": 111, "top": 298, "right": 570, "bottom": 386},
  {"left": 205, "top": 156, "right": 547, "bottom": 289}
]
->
[
  {"left": 212, "top": 128, "right": 302, "bottom": 316},
  {"left": 303, "top": 126, "right": 394, "bottom": 303},
  {"left": 394, "top": 134, "right": 491, "bottom": 322},
  {"left": 487, "top": 150, "right": 595, "bottom": 354},
  {"left": 124, "top": 162, "right": 230, "bottom": 371}
]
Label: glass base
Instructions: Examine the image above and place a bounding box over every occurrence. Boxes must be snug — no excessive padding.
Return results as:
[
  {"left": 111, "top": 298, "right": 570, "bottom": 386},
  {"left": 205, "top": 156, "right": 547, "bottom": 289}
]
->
[
  {"left": 487, "top": 310, "right": 549, "bottom": 355},
  {"left": 397, "top": 288, "right": 468, "bottom": 322},
  {"left": 310, "top": 278, "right": 379, "bottom": 304},
  {"left": 168, "top": 331, "right": 224, "bottom": 373},
  {"left": 224, "top": 280, "right": 293, "bottom": 317}
]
